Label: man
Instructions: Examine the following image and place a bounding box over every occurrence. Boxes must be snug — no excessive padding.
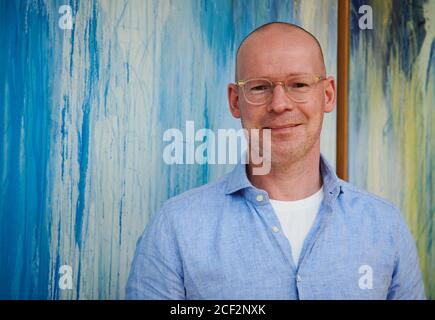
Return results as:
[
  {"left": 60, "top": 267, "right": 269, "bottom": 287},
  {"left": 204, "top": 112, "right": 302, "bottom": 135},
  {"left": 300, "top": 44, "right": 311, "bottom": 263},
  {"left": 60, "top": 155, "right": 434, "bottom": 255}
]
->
[{"left": 126, "top": 22, "right": 425, "bottom": 299}]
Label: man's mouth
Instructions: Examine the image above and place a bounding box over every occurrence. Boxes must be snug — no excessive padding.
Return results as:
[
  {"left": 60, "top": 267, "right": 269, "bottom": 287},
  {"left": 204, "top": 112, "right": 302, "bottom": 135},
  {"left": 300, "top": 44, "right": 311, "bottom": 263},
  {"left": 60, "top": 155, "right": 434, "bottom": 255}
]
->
[{"left": 263, "top": 124, "right": 302, "bottom": 130}]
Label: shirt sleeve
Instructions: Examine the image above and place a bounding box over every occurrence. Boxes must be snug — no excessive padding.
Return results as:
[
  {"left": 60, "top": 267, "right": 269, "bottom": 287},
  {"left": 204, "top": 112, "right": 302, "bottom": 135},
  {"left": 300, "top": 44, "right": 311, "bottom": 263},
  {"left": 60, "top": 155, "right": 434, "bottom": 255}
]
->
[
  {"left": 125, "top": 207, "right": 186, "bottom": 300},
  {"left": 386, "top": 209, "right": 426, "bottom": 300}
]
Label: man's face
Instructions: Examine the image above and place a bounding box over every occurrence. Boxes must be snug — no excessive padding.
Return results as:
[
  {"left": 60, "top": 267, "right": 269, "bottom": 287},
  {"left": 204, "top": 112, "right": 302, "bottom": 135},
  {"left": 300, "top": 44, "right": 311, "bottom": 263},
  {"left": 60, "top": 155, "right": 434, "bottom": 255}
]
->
[{"left": 228, "top": 29, "right": 336, "bottom": 165}]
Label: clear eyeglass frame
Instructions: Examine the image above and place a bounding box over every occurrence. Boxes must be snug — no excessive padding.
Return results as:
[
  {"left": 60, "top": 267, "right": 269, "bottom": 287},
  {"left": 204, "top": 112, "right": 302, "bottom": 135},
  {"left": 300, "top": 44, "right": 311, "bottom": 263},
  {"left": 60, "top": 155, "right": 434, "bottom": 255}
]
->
[{"left": 235, "top": 74, "right": 325, "bottom": 105}]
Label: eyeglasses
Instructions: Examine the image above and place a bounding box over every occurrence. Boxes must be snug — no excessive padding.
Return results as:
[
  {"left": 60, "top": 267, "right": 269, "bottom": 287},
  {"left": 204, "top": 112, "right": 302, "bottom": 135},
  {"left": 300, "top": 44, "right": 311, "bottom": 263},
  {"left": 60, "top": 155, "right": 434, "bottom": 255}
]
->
[{"left": 235, "top": 74, "right": 325, "bottom": 105}]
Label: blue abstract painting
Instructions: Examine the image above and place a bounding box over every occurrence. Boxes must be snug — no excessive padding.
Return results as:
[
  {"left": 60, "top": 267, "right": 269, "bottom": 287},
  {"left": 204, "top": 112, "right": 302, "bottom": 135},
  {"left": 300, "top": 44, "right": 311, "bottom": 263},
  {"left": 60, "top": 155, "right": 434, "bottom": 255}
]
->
[{"left": 0, "top": 0, "right": 338, "bottom": 299}]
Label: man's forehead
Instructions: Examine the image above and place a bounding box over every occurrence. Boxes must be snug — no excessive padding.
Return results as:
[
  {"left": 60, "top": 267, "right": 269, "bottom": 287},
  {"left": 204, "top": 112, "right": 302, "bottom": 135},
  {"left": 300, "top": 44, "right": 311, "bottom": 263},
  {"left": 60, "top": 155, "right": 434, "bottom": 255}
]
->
[
  {"left": 237, "top": 38, "right": 323, "bottom": 79},
  {"left": 236, "top": 24, "right": 325, "bottom": 79},
  {"left": 239, "top": 54, "right": 321, "bottom": 79}
]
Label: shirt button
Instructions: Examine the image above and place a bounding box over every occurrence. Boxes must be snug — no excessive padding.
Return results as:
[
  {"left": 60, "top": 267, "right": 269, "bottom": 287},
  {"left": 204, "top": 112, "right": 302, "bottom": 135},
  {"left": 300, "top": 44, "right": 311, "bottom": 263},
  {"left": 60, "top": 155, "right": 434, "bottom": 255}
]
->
[
  {"left": 297, "top": 275, "right": 302, "bottom": 282},
  {"left": 272, "top": 226, "right": 279, "bottom": 233},
  {"left": 256, "top": 194, "right": 264, "bottom": 202}
]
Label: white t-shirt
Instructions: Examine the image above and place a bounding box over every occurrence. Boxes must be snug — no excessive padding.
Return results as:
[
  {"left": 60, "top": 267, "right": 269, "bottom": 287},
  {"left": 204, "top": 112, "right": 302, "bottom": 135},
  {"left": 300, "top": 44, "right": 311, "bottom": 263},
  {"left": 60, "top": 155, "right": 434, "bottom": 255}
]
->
[{"left": 269, "top": 186, "right": 324, "bottom": 265}]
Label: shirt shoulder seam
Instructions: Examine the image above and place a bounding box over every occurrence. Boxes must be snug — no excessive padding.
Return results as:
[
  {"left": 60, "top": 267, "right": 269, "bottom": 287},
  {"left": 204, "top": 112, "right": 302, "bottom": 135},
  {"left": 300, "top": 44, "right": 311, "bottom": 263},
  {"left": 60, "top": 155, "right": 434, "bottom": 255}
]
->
[{"left": 338, "top": 178, "right": 400, "bottom": 211}]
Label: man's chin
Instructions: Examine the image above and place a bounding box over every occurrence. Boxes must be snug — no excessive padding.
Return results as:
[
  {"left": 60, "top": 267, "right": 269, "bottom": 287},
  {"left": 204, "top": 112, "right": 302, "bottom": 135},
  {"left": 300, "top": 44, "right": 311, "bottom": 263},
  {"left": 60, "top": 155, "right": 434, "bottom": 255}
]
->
[{"left": 270, "top": 146, "right": 305, "bottom": 164}]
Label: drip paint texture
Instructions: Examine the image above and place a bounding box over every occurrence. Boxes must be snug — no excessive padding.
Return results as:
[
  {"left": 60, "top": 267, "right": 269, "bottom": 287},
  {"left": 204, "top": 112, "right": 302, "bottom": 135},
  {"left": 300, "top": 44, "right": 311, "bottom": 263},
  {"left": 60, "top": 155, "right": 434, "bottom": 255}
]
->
[
  {"left": 0, "top": 0, "right": 339, "bottom": 299},
  {"left": 349, "top": 0, "right": 434, "bottom": 298}
]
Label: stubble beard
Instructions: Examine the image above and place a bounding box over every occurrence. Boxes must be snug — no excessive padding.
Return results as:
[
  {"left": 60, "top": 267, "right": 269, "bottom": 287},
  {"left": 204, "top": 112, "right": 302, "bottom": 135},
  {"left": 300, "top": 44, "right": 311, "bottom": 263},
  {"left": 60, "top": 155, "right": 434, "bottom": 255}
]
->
[{"left": 269, "top": 122, "right": 322, "bottom": 171}]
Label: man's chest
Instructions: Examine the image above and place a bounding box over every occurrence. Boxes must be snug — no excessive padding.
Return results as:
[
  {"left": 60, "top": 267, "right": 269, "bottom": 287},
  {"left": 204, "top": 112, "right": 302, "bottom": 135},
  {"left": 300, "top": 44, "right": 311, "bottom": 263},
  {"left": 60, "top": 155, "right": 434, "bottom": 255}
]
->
[{"left": 179, "top": 211, "right": 395, "bottom": 299}]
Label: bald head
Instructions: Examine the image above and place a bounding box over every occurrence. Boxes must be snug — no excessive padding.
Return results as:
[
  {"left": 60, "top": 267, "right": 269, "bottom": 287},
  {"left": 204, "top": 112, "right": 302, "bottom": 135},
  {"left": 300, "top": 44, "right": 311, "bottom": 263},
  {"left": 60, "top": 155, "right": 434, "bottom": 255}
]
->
[{"left": 235, "top": 22, "right": 326, "bottom": 81}]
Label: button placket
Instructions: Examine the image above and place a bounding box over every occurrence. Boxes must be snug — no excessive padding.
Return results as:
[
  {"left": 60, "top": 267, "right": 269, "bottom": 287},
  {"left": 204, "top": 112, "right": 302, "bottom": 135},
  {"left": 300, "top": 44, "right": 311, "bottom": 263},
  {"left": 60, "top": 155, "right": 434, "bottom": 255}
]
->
[{"left": 250, "top": 190, "right": 296, "bottom": 270}]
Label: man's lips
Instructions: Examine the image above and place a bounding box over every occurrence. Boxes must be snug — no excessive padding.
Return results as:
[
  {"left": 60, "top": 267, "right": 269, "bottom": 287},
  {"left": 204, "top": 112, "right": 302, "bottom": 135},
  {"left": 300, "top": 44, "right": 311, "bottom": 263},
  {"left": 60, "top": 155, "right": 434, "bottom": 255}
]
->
[{"left": 263, "top": 124, "right": 302, "bottom": 129}]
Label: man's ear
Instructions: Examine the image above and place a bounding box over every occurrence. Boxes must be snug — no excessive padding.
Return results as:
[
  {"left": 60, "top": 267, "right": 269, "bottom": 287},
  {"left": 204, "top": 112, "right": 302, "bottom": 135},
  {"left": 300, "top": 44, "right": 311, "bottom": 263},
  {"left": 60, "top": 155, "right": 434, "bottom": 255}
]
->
[
  {"left": 323, "top": 76, "right": 336, "bottom": 113},
  {"left": 228, "top": 83, "right": 241, "bottom": 118}
]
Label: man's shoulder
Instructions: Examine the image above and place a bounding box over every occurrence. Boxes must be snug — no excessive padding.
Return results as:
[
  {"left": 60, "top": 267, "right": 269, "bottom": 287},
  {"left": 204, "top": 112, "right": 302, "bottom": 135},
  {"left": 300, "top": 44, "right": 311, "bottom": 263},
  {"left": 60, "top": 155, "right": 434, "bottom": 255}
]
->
[
  {"left": 337, "top": 178, "right": 403, "bottom": 220},
  {"left": 160, "top": 170, "right": 233, "bottom": 214}
]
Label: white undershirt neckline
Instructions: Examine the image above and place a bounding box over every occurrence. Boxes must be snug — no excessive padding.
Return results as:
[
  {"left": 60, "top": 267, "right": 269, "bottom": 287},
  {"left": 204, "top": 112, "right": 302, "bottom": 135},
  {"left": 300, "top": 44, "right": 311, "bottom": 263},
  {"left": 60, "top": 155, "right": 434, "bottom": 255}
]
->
[{"left": 269, "top": 186, "right": 324, "bottom": 266}]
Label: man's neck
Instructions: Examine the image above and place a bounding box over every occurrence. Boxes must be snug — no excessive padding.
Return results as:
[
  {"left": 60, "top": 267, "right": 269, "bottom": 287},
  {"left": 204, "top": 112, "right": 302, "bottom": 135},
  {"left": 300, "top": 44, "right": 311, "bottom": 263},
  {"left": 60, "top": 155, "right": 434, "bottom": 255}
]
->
[{"left": 247, "top": 150, "right": 322, "bottom": 201}]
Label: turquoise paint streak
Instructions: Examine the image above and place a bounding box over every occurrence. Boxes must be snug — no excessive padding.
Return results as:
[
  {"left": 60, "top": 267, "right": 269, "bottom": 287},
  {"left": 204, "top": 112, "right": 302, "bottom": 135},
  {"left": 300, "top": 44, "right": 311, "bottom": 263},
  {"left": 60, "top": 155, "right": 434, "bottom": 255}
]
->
[{"left": 0, "top": 0, "right": 52, "bottom": 299}]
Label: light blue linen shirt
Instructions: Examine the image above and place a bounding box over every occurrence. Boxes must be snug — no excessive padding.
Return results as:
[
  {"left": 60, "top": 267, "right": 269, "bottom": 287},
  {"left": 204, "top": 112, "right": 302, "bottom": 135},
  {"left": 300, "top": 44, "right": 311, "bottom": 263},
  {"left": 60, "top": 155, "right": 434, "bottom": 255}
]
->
[{"left": 126, "top": 154, "right": 425, "bottom": 299}]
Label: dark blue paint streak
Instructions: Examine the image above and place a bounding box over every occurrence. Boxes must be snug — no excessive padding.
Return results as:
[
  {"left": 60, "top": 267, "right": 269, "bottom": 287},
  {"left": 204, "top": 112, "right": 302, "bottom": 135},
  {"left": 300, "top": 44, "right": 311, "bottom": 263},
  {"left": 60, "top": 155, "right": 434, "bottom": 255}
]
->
[
  {"left": 61, "top": 96, "right": 68, "bottom": 181},
  {"left": 52, "top": 222, "right": 62, "bottom": 300},
  {"left": 425, "top": 40, "right": 434, "bottom": 92},
  {"left": 351, "top": 0, "right": 428, "bottom": 81},
  {"left": 74, "top": 1, "right": 99, "bottom": 251}
]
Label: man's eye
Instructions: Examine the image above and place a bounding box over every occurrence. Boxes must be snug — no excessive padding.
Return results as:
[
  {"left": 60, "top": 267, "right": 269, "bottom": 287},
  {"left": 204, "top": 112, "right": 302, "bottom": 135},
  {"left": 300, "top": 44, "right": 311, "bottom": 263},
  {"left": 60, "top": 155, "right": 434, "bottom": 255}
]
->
[
  {"left": 291, "top": 82, "right": 309, "bottom": 88},
  {"left": 251, "top": 85, "right": 269, "bottom": 91}
]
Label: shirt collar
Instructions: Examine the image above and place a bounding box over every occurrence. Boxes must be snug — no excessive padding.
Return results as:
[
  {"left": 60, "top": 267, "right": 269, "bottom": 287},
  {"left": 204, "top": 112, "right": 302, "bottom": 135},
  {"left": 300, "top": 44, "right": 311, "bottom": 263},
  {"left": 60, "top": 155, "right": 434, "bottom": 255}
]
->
[{"left": 225, "top": 153, "right": 343, "bottom": 200}]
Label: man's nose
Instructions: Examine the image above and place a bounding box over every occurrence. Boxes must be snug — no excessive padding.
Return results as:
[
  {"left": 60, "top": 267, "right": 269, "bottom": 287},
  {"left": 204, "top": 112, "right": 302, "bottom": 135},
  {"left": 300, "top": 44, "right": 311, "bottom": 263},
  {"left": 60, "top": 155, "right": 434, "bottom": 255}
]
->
[{"left": 266, "top": 83, "right": 294, "bottom": 113}]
